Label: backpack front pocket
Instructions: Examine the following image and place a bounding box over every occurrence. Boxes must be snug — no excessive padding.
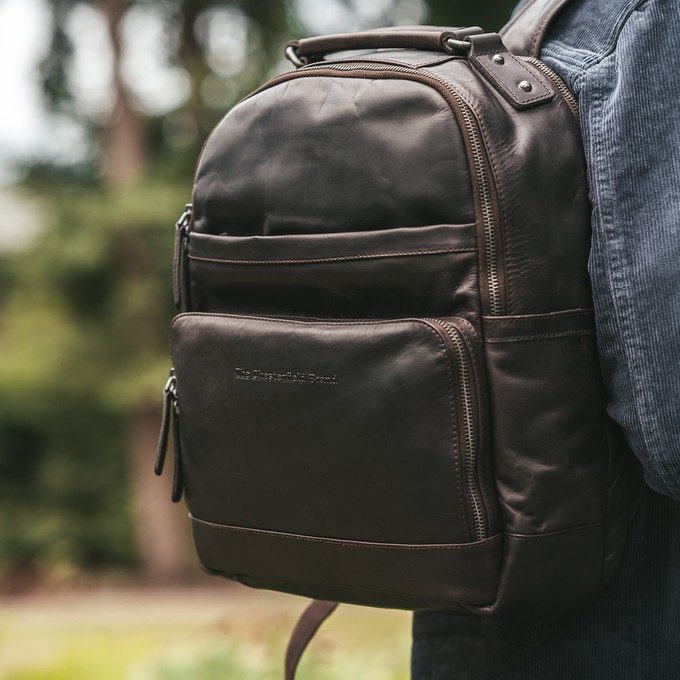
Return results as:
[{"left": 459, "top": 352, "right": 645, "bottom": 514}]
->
[
  {"left": 168, "top": 313, "right": 500, "bottom": 607},
  {"left": 182, "top": 223, "right": 480, "bottom": 319}
]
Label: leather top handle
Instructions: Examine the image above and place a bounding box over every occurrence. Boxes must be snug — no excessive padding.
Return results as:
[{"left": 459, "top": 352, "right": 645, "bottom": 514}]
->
[
  {"left": 286, "top": 1, "right": 575, "bottom": 66},
  {"left": 285, "top": 26, "right": 484, "bottom": 67},
  {"left": 500, "top": 0, "right": 574, "bottom": 57}
]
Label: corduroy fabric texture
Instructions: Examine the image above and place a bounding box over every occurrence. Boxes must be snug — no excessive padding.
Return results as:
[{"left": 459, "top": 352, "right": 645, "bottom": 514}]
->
[
  {"left": 412, "top": 0, "right": 680, "bottom": 676},
  {"left": 542, "top": 0, "right": 680, "bottom": 501}
]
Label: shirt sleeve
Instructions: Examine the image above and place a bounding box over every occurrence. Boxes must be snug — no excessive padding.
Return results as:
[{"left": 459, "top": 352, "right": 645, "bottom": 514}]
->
[{"left": 542, "top": 0, "right": 680, "bottom": 499}]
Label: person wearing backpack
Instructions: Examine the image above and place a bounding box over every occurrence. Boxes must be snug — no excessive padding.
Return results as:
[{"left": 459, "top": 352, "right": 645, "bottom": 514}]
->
[{"left": 411, "top": 0, "right": 680, "bottom": 677}]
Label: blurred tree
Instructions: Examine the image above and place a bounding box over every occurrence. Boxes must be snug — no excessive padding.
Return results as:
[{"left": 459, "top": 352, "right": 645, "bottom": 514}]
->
[
  {"left": 7, "top": 0, "right": 304, "bottom": 582},
  {"left": 1, "top": 0, "right": 516, "bottom": 582},
  {"left": 99, "top": 0, "right": 147, "bottom": 185},
  {"left": 37, "top": 0, "right": 518, "bottom": 184},
  {"left": 0, "top": 180, "right": 187, "bottom": 582},
  {"left": 424, "top": 0, "right": 516, "bottom": 31}
]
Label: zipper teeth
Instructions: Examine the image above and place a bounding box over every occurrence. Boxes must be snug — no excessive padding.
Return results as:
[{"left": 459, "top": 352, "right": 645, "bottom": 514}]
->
[
  {"left": 519, "top": 56, "right": 579, "bottom": 121},
  {"left": 427, "top": 319, "right": 486, "bottom": 541},
  {"left": 452, "top": 92, "right": 500, "bottom": 315},
  {"left": 297, "top": 62, "right": 502, "bottom": 315}
]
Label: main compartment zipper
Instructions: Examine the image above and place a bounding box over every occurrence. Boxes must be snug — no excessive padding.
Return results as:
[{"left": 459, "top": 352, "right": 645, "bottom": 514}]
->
[
  {"left": 174, "top": 203, "right": 193, "bottom": 311},
  {"left": 425, "top": 318, "right": 487, "bottom": 541},
  {"left": 198, "top": 56, "right": 579, "bottom": 316}
]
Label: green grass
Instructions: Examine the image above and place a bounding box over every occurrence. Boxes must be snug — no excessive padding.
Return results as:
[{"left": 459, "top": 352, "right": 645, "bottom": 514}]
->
[{"left": 0, "top": 585, "right": 411, "bottom": 680}]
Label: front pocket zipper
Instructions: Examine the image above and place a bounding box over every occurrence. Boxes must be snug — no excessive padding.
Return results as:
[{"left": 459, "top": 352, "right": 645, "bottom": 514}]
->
[
  {"left": 425, "top": 318, "right": 489, "bottom": 541},
  {"left": 156, "top": 313, "right": 495, "bottom": 546},
  {"left": 155, "top": 368, "right": 184, "bottom": 503}
]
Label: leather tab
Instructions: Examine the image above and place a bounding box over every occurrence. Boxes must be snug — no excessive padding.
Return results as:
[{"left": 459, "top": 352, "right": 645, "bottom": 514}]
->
[
  {"left": 285, "top": 600, "right": 338, "bottom": 680},
  {"left": 500, "top": 0, "right": 574, "bottom": 57},
  {"left": 467, "top": 33, "right": 554, "bottom": 109}
]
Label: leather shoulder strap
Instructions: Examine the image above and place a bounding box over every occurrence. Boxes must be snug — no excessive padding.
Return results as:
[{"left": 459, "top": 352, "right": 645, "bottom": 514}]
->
[
  {"left": 285, "top": 600, "right": 338, "bottom": 680},
  {"left": 499, "top": 0, "right": 574, "bottom": 57}
]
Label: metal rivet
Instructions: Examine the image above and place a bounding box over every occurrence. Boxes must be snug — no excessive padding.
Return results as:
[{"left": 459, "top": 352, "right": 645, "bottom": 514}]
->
[
  {"left": 518, "top": 80, "right": 533, "bottom": 92},
  {"left": 492, "top": 54, "right": 505, "bottom": 65}
]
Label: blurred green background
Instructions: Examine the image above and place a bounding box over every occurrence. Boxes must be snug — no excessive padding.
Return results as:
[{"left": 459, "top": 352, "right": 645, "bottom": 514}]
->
[{"left": 0, "top": 0, "right": 515, "bottom": 677}]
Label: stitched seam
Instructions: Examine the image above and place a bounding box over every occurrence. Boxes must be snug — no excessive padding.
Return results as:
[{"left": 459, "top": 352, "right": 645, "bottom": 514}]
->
[
  {"left": 509, "top": 55, "right": 553, "bottom": 99},
  {"left": 531, "top": 16, "right": 550, "bottom": 57},
  {"left": 171, "top": 314, "right": 444, "bottom": 359},
  {"left": 188, "top": 247, "right": 474, "bottom": 265},
  {"left": 485, "top": 329, "right": 595, "bottom": 342},
  {"left": 507, "top": 519, "right": 603, "bottom": 539},
  {"left": 531, "top": 9, "right": 553, "bottom": 57},
  {"left": 332, "top": 56, "right": 456, "bottom": 69},
  {"left": 172, "top": 312, "right": 470, "bottom": 331},
  {"left": 192, "top": 516, "right": 502, "bottom": 550},
  {"left": 483, "top": 311, "right": 594, "bottom": 323}
]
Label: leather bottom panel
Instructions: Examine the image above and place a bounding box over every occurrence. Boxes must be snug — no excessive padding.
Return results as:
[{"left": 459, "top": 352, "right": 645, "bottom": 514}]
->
[{"left": 191, "top": 516, "right": 502, "bottom": 609}]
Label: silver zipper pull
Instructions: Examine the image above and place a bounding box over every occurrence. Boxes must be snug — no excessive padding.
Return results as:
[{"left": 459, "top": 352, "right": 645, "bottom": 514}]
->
[
  {"left": 155, "top": 369, "right": 177, "bottom": 477},
  {"left": 176, "top": 203, "right": 193, "bottom": 232},
  {"left": 174, "top": 203, "right": 193, "bottom": 310},
  {"left": 154, "top": 368, "right": 184, "bottom": 503}
]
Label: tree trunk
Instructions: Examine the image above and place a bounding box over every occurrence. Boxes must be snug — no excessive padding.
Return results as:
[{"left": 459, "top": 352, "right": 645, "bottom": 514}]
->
[
  {"left": 99, "top": 0, "right": 147, "bottom": 186},
  {"left": 127, "top": 405, "right": 192, "bottom": 582},
  {"left": 99, "top": 0, "right": 191, "bottom": 581}
]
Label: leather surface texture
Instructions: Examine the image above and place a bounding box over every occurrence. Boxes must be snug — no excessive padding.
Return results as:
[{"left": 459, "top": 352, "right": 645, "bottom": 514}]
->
[
  {"left": 171, "top": 313, "right": 497, "bottom": 545},
  {"left": 162, "top": 26, "right": 643, "bottom": 617}
]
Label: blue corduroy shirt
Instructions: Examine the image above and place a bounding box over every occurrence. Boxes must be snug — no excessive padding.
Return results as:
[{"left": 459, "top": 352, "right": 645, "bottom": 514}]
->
[{"left": 412, "top": 1, "right": 680, "bottom": 677}]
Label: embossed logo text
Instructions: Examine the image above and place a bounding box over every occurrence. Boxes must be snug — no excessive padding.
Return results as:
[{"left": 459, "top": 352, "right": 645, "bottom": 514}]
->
[{"left": 234, "top": 367, "right": 339, "bottom": 386}]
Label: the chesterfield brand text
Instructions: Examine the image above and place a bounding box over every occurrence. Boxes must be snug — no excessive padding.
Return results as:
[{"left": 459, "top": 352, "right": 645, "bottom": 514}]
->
[{"left": 234, "top": 367, "right": 338, "bottom": 386}]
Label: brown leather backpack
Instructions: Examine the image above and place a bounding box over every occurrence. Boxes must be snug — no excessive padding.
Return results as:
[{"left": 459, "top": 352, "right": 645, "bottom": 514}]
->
[{"left": 156, "top": 0, "right": 642, "bottom": 676}]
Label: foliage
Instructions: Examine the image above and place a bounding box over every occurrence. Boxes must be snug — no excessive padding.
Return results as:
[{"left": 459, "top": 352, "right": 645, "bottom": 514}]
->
[
  {"left": 36, "top": 0, "right": 516, "bottom": 183},
  {"left": 0, "top": 592, "right": 411, "bottom": 680},
  {"left": 0, "top": 182, "right": 182, "bottom": 573},
  {"left": 425, "top": 0, "right": 516, "bottom": 30}
]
